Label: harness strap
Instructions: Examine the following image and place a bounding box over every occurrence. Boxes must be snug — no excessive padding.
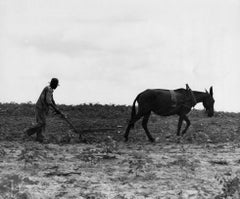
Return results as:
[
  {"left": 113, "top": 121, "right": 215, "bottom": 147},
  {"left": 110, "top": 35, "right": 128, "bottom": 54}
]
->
[
  {"left": 169, "top": 90, "right": 177, "bottom": 107},
  {"left": 186, "top": 84, "right": 197, "bottom": 106}
]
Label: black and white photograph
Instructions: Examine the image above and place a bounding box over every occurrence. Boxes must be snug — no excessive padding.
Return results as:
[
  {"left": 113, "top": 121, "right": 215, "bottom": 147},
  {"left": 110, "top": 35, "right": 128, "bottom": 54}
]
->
[{"left": 0, "top": 0, "right": 240, "bottom": 198}]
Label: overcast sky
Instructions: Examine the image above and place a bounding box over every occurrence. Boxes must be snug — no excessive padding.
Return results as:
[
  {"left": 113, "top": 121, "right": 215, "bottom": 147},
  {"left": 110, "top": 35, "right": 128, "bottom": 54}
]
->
[{"left": 0, "top": 0, "right": 240, "bottom": 112}]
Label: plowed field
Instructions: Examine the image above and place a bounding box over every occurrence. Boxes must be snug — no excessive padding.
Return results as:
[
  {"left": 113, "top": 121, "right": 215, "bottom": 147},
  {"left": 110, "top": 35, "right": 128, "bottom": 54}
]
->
[{"left": 0, "top": 103, "right": 240, "bottom": 199}]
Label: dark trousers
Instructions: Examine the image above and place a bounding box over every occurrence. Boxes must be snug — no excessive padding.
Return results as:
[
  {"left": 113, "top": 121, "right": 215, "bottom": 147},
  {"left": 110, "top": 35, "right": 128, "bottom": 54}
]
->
[{"left": 26, "top": 107, "right": 46, "bottom": 139}]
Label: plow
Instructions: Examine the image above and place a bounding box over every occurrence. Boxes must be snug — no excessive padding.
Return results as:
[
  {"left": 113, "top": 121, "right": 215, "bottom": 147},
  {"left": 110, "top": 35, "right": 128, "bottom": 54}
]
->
[{"left": 59, "top": 112, "right": 121, "bottom": 143}]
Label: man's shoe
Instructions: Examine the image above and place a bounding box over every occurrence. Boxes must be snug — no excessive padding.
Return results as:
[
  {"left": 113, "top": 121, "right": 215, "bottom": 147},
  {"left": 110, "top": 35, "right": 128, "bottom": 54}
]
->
[
  {"left": 23, "top": 128, "right": 31, "bottom": 139},
  {"left": 36, "top": 135, "right": 45, "bottom": 143}
]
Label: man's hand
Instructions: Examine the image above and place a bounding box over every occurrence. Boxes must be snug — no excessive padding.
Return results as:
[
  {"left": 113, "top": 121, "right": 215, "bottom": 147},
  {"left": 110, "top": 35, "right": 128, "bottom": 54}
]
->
[
  {"left": 54, "top": 109, "right": 61, "bottom": 115},
  {"left": 60, "top": 112, "right": 67, "bottom": 119},
  {"left": 55, "top": 110, "right": 66, "bottom": 118},
  {"left": 51, "top": 105, "right": 66, "bottom": 118}
]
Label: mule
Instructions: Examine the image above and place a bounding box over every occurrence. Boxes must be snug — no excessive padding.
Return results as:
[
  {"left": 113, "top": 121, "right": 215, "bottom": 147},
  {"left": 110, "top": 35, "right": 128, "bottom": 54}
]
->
[{"left": 124, "top": 86, "right": 214, "bottom": 142}]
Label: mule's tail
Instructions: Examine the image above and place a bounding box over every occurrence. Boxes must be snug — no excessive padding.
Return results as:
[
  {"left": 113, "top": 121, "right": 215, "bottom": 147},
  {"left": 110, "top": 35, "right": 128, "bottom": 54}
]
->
[{"left": 129, "top": 93, "right": 140, "bottom": 129}]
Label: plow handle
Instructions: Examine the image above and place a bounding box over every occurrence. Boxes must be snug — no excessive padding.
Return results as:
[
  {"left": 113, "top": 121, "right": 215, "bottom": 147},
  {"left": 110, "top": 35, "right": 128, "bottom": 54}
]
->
[{"left": 59, "top": 112, "right": 84, "bottom": 141}]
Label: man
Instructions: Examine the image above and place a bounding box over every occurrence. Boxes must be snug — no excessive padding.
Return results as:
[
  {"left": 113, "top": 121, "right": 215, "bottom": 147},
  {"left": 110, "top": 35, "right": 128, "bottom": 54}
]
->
[{"left": 24, "top": 78, "right": 62, "bottom": 142}]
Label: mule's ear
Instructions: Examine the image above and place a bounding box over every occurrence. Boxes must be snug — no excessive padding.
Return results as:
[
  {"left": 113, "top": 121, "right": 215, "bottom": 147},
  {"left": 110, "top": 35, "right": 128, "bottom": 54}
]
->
[
  {"left": 209, "top": 86, "right": 213, "bottom": 96},
  {"left": 205, "top": 89, "right": 208, "bottom": 93}
]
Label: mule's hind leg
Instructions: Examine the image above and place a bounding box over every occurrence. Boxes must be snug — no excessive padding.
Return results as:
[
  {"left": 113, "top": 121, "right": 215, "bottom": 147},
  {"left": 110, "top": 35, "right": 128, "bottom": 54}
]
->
[
  {"left": 124, "top": 113, "right": 142, "bottom": 142},
  {"left": 142, "top": 112, "right": 155, "bottom": 142}
]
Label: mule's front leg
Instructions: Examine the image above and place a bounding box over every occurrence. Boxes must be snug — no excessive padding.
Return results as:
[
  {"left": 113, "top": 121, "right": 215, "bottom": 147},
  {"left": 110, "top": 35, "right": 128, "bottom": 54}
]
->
[
  {"left": 181, "top": 115, "right": 191, "bottom": 135},
  {"left": 177, "top": 116, "right": 184, "bottom": 136}
]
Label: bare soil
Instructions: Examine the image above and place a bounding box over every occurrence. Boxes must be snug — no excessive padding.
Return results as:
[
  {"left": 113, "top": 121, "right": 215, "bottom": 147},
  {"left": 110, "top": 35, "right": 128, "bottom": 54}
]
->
[{"left": 0, "top": 103, "right": 240, "bottom": 199}]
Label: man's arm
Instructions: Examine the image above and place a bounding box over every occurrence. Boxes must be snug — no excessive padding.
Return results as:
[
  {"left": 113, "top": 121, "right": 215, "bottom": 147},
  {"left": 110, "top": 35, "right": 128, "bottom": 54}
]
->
[
  {"left": 52, "top": 98, "right": 56, "bottom": 106},
  {"left": 46, "top": 88, "right": 61, "bottom": 114}
]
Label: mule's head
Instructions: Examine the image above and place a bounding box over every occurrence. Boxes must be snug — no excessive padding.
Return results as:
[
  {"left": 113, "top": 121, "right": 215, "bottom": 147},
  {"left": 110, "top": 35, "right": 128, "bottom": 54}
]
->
[{"left": 203, "top": 86, "right": 215, "bottom": 117}]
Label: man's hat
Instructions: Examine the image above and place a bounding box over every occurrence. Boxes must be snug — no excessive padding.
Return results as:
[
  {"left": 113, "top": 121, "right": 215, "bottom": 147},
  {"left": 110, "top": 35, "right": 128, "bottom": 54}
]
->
[{"left": 50, "top": 78, "right": 59, "bottom": 86}]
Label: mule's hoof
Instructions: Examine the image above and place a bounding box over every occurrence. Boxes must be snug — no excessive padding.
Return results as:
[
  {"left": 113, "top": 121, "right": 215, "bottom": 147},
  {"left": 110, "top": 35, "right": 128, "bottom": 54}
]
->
[
  {"left": 79, "top": 137, "right": 88, "bottom": 144},
  {"left": 82, "top": 139, "right": 88, "bottom": 144},
  {"left": 22, "top": 129, "right": 31, "bottom": 140},
  {"left": 36, "top": 137, "right": 44, "bottom": 143},
  {"left": 165, "top": 134, "right": 171, "bottom": 139},
  {"left": 176, "top": 137, "right": 182, "bottom": 143},
  {"left": 149, "top": 138, "right": 155, "bottom": 142}
]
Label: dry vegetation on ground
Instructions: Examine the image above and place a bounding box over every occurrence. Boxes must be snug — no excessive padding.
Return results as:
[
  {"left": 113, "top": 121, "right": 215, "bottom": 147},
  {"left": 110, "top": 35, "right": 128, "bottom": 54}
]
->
[{"left": 0, "top": 103, "right": 240, "bottom": 199}]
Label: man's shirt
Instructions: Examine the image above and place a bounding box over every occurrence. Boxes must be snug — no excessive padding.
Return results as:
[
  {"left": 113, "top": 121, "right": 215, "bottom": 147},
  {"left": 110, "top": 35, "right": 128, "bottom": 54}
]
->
[{"left": 36, "top": 86, "right": 54, "bottom": 113}]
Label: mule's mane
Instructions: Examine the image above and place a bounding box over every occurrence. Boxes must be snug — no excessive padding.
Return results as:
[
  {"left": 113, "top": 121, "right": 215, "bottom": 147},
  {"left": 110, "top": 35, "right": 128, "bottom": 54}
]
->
[
  {"left": 173, "top": 89, "right": 210, "bottom": 103},
  {"left": 192, "top": 91, "right": 210, "bottom": 103}
]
